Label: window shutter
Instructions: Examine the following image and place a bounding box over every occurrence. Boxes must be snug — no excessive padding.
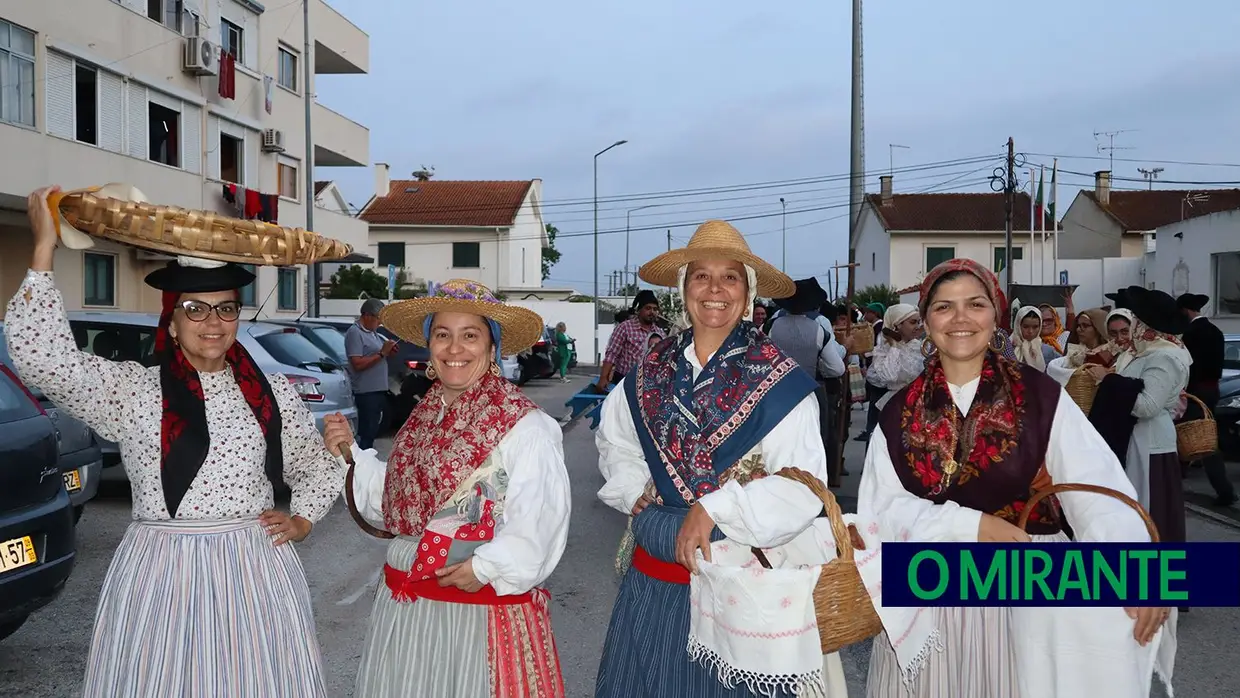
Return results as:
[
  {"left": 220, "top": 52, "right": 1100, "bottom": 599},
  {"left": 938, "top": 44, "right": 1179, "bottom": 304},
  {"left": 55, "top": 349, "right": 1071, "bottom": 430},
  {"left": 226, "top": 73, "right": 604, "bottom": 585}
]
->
[
  {"left": 181, "top": 102, "right": 202, "bottom": 174},
  {"left": 206, "top": 115, "right": 221, "bottom": 180},
  {"left": 126, "top": 81, "right": 148, "bottom": 159},
  {"left": 45, "top": 51, "right": 74, "bottom": 139},
  {"left": 98, "top": 71, "right": 124, "bottom": 153},
  {"left": 147, "top": 88, "right": 181, "bottom": 112}
]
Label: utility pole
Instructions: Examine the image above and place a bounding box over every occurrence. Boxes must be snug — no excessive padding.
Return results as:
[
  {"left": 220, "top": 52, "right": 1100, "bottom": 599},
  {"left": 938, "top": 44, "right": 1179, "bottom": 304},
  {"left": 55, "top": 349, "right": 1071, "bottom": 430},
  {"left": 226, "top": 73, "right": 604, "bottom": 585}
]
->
[
  {"left": 779, "top": 197, "right": 787, "bottom": 272},
  {"left": 667, "top": 229, "right": 672, "bottom": 252},
  {"left": 1138, "top": 167, "right": 1164, "bottom": 190},
  {"left": 989, "top": 138, "right": 1022, "bottom": 302},
  {"left": 847, "top": 0, "right": 865, "bottom": 299},
  {"left": 302, "top": 0, "right": 318, "bottom": 316},
  {"left": 593, "top": 139, "right": 627, "bottom": 366}
]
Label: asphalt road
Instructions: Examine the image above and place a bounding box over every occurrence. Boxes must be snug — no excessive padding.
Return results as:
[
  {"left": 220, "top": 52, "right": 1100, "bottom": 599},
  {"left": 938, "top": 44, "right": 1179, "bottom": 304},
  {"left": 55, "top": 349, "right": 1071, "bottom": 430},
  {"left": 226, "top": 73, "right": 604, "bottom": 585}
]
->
[{"left": 2, "top": 377, "right": 1238, "bottom": 697}]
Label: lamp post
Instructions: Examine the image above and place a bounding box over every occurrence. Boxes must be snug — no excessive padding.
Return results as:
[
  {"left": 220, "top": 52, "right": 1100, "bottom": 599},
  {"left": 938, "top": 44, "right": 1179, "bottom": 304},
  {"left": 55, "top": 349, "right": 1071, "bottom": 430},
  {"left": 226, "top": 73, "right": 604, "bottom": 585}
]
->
[
  {"left": 594, "top": 139, "right": 628, "bottom": 366},
  {"left": 779, "top": 198, "right": 787, "bottom": 272},
  {"left": 625, "top": 203, "right": 657, "bottom": 306}
]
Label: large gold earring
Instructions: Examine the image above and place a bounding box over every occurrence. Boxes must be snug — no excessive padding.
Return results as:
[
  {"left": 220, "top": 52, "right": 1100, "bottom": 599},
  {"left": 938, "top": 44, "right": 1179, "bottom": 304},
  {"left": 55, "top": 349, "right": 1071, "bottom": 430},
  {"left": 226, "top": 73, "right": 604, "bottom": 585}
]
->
[
  {"left": 921, "top": 338, "right": 938, "bottom": 358},
  {"left": 489, "top": 361, "right": 502, "bottom": 377},
  {"left": 425, "top": 363, "right": 437, "bottom": 380}
]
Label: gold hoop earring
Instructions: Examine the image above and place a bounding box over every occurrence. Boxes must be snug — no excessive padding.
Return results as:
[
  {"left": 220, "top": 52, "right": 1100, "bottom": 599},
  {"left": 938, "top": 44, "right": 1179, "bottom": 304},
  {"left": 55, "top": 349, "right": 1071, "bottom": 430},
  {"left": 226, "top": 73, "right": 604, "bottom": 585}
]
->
[
  {"left": 989, "top": 331, "right": 1005, "bottom": 352},
  {"left": 425, "top": 364, "right": 437, "bottom": 380},
  {"left": 489, "top": 362, "right": 502, "bottom": 377},
  {"left": 921, "top": 338, "right": 938, "bottom": 359}
]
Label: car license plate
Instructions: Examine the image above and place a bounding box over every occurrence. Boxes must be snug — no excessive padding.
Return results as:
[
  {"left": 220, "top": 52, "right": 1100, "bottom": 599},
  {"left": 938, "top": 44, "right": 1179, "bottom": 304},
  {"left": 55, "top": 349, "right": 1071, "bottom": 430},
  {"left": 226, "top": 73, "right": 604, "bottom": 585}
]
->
[
  {"left": 62, "top": 469, "right": 82, "bottom": 493},
  {"left": 0, "top": 536, "right": 37, "bottom": 573}
]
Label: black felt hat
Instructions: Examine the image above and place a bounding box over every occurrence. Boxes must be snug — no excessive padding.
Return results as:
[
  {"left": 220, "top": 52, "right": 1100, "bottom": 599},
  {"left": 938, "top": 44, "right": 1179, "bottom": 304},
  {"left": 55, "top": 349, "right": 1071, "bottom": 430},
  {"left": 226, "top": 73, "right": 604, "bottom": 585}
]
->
[
  {"left": 144, "top": 259, "right": 256, "bottom": 293},
  {"left": 631, "top": 289, "right": 659, "bottom": 311},
  {"left": 1103, "top": 285, "right": 1143, "bottom": 310},
  {"left": 1176, "top": 293, "right": 1209, "bottom": 312},
  {"left": 1126, "top": 287, "right": 1190, "bottom": 335},
  {"left": 774, "top": 277, "right": 828, "bottom": 314}
]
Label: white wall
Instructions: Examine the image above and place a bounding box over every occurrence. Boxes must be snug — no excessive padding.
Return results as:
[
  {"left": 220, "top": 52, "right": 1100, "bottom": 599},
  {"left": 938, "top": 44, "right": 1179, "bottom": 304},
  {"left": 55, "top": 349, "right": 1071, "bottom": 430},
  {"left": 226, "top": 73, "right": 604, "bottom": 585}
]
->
[
  {"left": 890, "top": 233, "right": 1036, "bottom": 304},
  {"left": 1153, "top": 209, "right": 1240, "bottom": 333},
  {"left": 369, "top": 227, "right": 505, "bottom": 290},
  {"left": 1011, "top": 255, "right": 1145, "bottom": 312},
  {"left": 852, "top": 206, "right": 890, "bottom": 293},
  {"left": 505, "top": 181, "right": 544, "bottom": 290}
]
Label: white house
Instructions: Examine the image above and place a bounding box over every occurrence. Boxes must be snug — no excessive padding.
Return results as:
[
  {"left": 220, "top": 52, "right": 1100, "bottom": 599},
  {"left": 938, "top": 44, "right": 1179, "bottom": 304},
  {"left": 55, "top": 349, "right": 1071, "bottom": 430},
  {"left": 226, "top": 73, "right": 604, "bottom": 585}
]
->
[
  {"left": 0, "top": 0, "right": 370, "bottom": 320},
  {"left": 358, "top": 164, "right": 573, "bottom": 300},
  {"left": 853, "top": 175, "right": 1048, "bottom": 303},
  {"left": 1152, "top": 207, "right": 1240, "bottom": 333}
]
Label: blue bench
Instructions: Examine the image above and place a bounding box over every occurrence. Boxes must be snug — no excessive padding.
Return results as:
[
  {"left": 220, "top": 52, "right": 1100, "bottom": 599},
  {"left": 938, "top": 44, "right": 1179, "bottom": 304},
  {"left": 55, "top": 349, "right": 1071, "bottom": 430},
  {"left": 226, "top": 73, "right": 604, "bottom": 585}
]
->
[{"left": 563, "top": 377, "right": 611, "bottom": 430}]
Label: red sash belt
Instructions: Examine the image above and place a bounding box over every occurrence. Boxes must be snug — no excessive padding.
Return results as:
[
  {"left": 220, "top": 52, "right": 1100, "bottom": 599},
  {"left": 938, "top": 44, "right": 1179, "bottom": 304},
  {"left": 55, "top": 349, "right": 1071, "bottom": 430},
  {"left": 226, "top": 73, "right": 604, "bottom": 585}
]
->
[
  {"left": 383, "top": 563, "right": 541, "bottom": 606},
  {"left": 632, "top": 545, "right": 690, "bottom": 585}
]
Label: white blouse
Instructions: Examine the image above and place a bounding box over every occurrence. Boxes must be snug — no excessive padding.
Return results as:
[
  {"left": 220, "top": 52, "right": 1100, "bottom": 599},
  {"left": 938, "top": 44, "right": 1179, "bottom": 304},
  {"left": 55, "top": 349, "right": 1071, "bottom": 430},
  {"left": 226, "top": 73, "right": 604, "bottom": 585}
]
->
[
  {"left": 347, "top": 410, "right": 571, "bottom": 596},
  {"left": 594, "top": 342, "right": 828, "bottom": 548},
  {"left": 4, "top": 270, "right": 345, "bottom": 522}
]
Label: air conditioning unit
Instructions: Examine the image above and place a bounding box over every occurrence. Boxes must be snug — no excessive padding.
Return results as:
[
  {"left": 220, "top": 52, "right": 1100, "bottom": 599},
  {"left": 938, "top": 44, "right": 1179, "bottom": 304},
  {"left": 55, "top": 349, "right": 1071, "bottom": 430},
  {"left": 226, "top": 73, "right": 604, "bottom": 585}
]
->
[
  {"left": 261, "top": 128, "right": 286, "bottom": 153},
  {"left": 183, "top": 37, "right": 218, "bottom": 76}
]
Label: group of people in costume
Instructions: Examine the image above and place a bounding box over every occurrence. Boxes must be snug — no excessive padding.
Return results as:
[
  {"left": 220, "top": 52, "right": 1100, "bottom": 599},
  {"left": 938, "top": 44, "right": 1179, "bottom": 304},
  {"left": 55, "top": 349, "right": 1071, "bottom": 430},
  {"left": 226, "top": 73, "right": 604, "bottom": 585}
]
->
[{"left": 5, "top": 184, "right": 1184, "bottom": 697}]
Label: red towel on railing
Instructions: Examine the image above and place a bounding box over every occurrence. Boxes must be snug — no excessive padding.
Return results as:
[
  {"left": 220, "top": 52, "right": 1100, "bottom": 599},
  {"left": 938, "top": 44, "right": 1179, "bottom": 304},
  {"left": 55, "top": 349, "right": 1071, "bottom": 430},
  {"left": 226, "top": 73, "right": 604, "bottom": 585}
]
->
[
  {"left": 246, "top": 190, "right": 260, "bottom": 220},
  {"left": 218, "top": 50, "right": 236, "bottom": 99}
]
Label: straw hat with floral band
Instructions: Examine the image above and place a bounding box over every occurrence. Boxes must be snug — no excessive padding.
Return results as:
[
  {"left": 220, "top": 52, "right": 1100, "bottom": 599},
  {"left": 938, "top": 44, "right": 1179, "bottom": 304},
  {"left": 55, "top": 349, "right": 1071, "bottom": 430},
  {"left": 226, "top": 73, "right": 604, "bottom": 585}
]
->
[{"left": 378, "top": 279, "right": 545, "bottom": 374}]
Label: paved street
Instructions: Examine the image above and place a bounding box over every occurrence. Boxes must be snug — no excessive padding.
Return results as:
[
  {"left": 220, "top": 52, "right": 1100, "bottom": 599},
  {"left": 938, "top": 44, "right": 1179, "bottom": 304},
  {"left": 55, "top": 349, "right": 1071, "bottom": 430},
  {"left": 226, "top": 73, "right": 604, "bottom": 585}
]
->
[{"left": 2, "top": 376, "right": 1239, "bottom": 697}]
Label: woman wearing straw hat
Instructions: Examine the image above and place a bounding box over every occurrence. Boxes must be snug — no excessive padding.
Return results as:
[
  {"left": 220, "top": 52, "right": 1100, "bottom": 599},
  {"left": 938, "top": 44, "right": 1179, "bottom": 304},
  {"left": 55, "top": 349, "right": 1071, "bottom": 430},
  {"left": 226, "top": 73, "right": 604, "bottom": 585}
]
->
[
  {"left": 5, "top": 186, "right": 346, "bottom": 696},
  {"left": 328, "top": 279, "right": 570, "bottom": 697},
  {"left": 593, "top": 220, "right": 847, "bottom": 697},
  {"left": 858, "top": 258, "right": 1173, "bottom": 697}
]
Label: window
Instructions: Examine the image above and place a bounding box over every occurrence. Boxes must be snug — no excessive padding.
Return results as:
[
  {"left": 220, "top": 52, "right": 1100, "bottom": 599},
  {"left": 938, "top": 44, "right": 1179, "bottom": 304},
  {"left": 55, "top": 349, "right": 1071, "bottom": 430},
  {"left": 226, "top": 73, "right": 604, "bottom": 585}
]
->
[
  {"left": 278, "top": 161, "right": 298, "bottom": 200},
  {"left": 377, "top": 242, "right": 405, "bottom": 268},
  {"left": 148, "top": 102, "right": 179, "bottom": 166},
  {"left": 992, "top": 246, "right": 1024, "bottom": 273},
  {"left": 221, "top": 19, "right": 243, "bottom": 62},
  {"left": 277, "top": 47, "right": 298, "bottom": 91},
  {"left": 925, "top": 246, "right": 954, "bottom": 273},
  {"left": 453, "top": 242, "right": 481, "bottom": 268},
  {"left": 256, "top": 331, "right": 332, "bottom": 367},
  {"left": 1213, "top": 252, "right": 1240, "bottom": 316},
  {"left": 220, "top": 132, "right": 243, "bottom": 183},
  {"left": 277, "top": 268, "right": 298, "bottom": 310},
  {"left": 0, "top": 20, "right": 36, "bottom": 128},
  {"left": 238, "top": 264, "right": 257, "bottom": 307},
  {"left": 74, "top": 65, "right": 98, "bottom": 145},
  {"left": 84, "top": 253, "right": 116, "bottom": 307}
]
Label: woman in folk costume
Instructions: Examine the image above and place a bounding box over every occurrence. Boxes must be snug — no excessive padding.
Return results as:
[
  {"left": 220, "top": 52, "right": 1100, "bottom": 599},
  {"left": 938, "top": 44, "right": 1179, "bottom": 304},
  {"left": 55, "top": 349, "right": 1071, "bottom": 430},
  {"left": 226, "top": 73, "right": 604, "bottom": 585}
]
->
[
  {"left": 5, "top": 187, "right": 344, "bottom": 696},
  {"left": 866, "top": 303, "right": 925, "bottom": 412},
  {"left": 1011, "top": 305, "right": 1061, "bottom": 371},
  {"left": 1083, "top": 291, "right": 1191, "bottom": 546},
  {"left": 331, "top": 279, "right": 571, "bottom": 697},
  {"left": 593, "top": 220, "right": 848, "bottom": 698},
  {"left": 859, "top": 258, "right": 1174, "bottom": 697},
  {"left": 1045, "top": 307, "right": 1116, "bottom": 385},
  {"left": 1038, "top": 301, "right": 1072, "bottom": 354}
]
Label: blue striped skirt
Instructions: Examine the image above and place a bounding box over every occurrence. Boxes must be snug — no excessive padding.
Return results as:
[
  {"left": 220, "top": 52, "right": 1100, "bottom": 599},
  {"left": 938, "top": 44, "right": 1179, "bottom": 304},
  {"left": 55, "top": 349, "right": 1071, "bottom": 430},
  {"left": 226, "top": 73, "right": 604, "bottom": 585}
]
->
[
  {"left": 81, "top": 518, "right": 327, "bottom": 698},
  {"left": 595, "top": 505, "right": 797, "bottom": 698}
]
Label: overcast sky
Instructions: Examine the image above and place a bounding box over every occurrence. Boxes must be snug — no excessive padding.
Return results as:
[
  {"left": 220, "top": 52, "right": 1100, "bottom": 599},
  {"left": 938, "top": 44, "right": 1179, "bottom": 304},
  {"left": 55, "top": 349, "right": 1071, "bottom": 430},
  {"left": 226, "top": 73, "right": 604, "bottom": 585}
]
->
[{"left": 315, "top": 0, "right": 1240, "bottom": 292}]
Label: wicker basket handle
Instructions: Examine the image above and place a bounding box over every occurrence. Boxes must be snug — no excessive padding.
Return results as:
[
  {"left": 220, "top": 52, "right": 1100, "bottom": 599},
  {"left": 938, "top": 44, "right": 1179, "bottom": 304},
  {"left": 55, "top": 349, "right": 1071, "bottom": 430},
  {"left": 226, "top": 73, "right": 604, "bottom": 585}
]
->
[
  {"left": 1017, "top": 483, "right": 1160, "bottom": 543},
  {"left": 1183, "top": 393, "right": 1215, "bottom": 423},
  {"left": 771, "top": 467, "right": 858, "bottom": 562},
  {"left": 340, "top": 445, "right": 396, "bottom": 540}
]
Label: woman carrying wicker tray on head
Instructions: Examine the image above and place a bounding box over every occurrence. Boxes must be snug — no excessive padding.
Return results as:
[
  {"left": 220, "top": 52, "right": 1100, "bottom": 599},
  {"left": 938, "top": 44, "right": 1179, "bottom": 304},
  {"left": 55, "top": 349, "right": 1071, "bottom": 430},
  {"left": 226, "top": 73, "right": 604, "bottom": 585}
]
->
[
  {"left": 328, "top": 279, "right": 571, "bottom": 698},
  {"left": 5, "top": 186, "right": 346, "bottom": 696},
  {"left": 593, "top": 220, "right": 848, "bottom": 698},
  {"left": 858, "top": 258, "right": 1175, "bottom": 697}
]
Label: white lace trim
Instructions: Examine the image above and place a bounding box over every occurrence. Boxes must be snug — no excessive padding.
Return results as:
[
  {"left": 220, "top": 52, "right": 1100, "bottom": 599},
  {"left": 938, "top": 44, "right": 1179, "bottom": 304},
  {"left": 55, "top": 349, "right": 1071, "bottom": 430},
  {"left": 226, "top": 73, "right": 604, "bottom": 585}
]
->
[{"left": 686, "top": 635, "right": 827, "bottom": 698}]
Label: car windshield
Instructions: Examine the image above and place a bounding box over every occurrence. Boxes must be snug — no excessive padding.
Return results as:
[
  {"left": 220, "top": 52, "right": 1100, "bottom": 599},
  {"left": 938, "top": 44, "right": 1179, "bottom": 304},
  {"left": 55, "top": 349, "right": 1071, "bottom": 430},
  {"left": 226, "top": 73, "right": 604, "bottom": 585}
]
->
[
  {"left": 0, "top": 368, "right": 40, "bottom": 422},
  {"left": 1225, "top": 338, "right": 1240, "bottom": 371},
  {"left": 254, "top": 330, "right": 337, "bottom": 369},
  {"left": 307, "top": 326, "right": 349, "bottom": 363}
]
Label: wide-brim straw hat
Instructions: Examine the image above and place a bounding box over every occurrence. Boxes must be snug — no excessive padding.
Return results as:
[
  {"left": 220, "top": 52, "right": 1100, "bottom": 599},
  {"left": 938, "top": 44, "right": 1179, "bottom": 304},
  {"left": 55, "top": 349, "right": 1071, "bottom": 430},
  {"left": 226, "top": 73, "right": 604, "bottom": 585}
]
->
[
  {"left": 379, "top": 279, "right": 545, "bottom": 355},
  {"left": 638, "top": 219, "right": 795, "bottom": 298},
  {"left": 47, "top": 183, "right": 352, "bottom": 266}
]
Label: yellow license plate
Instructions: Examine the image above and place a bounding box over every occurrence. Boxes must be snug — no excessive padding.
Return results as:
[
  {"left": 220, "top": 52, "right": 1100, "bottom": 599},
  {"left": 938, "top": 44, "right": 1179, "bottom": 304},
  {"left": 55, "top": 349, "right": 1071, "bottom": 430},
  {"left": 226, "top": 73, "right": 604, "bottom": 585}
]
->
[
  {"left": 62, "top": 469, "right": 82, "bottom": 493},
  {"left": 0, "top": 536, "right": 36, "bottom": 573}
]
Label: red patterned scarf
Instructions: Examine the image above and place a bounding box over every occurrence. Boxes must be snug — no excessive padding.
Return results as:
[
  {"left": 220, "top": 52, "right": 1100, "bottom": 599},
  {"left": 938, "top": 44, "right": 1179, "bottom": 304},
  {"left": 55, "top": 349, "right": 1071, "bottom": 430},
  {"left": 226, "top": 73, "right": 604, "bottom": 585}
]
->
[
  {"left": 156, "top": 291, "right": 282, "bottom": 518},
  {"left": 383, "top": 371, "right": 537, "bottom": 537}
]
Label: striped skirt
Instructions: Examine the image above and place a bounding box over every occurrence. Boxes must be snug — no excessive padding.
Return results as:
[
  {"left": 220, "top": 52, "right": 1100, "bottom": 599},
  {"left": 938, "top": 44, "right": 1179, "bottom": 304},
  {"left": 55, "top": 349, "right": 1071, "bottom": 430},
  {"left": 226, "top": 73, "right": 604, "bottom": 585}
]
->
[
  {"left": 355, "top": 537, "right": 564, "bottom": 698},
  {"left": 81, "top": 518, "right": 327, "bottom": 698}
]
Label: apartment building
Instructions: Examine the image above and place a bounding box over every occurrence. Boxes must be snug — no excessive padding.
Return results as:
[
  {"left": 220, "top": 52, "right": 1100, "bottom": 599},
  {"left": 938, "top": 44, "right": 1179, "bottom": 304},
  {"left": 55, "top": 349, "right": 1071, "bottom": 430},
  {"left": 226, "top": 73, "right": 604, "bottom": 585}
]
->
[{"left": 0, "top": 0, "right": 370, "bottom": 319}]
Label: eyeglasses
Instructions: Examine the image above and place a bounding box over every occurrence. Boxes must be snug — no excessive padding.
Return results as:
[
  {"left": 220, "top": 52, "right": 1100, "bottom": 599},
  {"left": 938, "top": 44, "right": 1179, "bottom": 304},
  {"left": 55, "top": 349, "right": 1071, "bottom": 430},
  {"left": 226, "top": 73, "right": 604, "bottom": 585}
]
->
[{"left": 178, "top": 300, "right": 242, "bottom": 322}]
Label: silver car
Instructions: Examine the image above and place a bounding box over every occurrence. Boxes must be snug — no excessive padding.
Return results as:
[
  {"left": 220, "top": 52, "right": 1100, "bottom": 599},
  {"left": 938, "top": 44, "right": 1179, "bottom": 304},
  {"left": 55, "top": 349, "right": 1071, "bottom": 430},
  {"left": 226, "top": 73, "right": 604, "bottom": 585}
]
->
[{"left": 66, "top": 312, "right": 357, "bottom": 478}]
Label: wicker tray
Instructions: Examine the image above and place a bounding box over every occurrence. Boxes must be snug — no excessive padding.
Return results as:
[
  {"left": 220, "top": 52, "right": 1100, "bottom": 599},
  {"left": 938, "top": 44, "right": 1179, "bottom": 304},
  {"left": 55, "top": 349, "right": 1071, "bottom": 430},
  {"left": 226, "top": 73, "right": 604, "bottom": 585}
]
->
[
  {"left": 1018, "top": 482, "right": 1160, "bottom": 542},
  {"left": 50, "top": 188, "right": 353, "bottom": 266},
  {"left": 1177, "top": 393, "right": 1217, "bottom": 462},
  {"left": 1064, "top": 366, "right": 1098, "bottom": 414}
]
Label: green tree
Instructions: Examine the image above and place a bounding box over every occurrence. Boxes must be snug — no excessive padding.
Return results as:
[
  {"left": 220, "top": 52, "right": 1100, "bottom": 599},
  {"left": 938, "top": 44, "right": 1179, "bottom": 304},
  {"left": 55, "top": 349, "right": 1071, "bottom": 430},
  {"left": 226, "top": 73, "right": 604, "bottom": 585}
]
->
[
  {"left": 851, "top": 283, "right": 900, "bottom": 309},
  {"left": 327, "top": 265, "right": 388, "bottom": 299},
  {"left": 541, "top": 223, "right": 562, "bottom": 281}
]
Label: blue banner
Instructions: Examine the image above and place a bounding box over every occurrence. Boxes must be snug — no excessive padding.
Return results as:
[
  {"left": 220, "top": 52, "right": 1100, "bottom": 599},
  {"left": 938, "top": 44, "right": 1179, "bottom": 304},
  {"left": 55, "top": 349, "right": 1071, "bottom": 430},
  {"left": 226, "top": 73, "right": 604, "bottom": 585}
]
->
[{"left": 882, "top": 542, "right": 1240, "bottom": 607}]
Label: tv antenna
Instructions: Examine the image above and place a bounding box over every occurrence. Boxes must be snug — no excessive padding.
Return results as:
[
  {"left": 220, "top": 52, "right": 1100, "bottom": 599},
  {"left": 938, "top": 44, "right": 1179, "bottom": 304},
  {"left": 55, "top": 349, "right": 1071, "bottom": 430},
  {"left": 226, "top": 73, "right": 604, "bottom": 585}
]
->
[
  {"left": 1093, "top": 129, "right": 1136, "bottom": 172},
  {"left": 888, "top": 144, "right": 910, "bottom": 177},
  {"left": 1137, "top": 167, "right": 1164, "bottom": 190}
]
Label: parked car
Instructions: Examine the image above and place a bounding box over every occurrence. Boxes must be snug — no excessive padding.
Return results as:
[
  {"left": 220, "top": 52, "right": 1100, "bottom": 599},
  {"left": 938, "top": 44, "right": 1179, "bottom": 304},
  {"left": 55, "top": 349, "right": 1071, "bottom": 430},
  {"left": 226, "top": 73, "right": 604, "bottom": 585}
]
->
[
  {"left": 0, "top": 323, "right": 102, "bottom": 525},
  {"left": 1223, "top": 334, "right": 1240, "bottom": 381},
  {"left": 66, "top": 312, "right": 358, "bottom": 477},
  {"left": 1218, "top": 335, "right": 1240, "bottom": 459},
  {"left": 0, "top": 363, "right": 76, "bottom": 642}
]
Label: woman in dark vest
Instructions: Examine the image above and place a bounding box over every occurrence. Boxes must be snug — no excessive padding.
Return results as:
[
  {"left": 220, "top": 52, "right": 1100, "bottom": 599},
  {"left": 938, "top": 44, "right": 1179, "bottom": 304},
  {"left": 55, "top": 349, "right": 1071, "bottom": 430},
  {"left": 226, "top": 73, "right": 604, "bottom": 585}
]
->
[{"left": 858, "top": 258, "right": 1174, "bottom": 697}]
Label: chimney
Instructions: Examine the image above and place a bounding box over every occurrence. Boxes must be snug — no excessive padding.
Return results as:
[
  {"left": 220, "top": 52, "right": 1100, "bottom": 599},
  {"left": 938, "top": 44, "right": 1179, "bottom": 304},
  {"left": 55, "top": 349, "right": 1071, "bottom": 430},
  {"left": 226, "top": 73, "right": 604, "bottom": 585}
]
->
[
  {"left": 879, "top": 175, "right": 893, "bottom": 204},
  {"left": 1095, "top": 170, "right": 1111, "bottom": 205},
  {"left": 374, "top": 162, "right": 390, "bottom": 198}
]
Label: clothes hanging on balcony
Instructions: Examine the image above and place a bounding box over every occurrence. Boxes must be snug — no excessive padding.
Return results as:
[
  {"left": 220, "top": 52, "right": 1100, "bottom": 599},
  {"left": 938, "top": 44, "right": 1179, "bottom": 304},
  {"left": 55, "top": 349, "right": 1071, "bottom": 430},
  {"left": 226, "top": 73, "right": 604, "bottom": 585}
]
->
[
  {"left": 257, "top": 194, "right": 278, "bottom": 224},
  {"left": 263, "top": 75, "right": 273, "bottom": 114},
  {"left": 222, "top": 183, "right": 248, "bottom": 218},
  {"left": 218, "top": 50, "right": 236, "bottom": 100}
]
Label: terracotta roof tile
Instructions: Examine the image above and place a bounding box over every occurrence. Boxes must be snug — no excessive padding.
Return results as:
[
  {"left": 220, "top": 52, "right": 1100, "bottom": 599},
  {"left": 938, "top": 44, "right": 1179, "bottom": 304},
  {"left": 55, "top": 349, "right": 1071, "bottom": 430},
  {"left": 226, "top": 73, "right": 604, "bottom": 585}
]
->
[
  {"left": 866, "top": 192, "right": 1052, "bottom": 232},
  {"left": 314, "top": 181, "right": 332, "bottom": 195},
  {"left": 361, "top": 180, "right": 533, "bottom": 227},
  {"left": 1081, "top": 188, "right": 1240, "bottom": 232}
]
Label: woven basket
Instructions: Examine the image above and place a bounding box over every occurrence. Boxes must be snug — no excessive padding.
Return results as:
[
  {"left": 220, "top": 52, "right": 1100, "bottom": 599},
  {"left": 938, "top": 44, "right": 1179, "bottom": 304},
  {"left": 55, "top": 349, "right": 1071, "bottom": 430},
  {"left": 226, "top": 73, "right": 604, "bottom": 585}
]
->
[
  {"left": 50, "top": 189, "right": 353, "bottom": 266},
  {"left": 850, "top": 322, "right": 875, "bottom": 355},
  {"left": 1064, "top": 367, "right": 1098, "bottom": 414},
  {"left": 1018, "top": 482, "right": 1160, "bottom": 542},
  {"left": 1176, "top": 393, "right": 1218, "bottom": 462},
  {"left": 763, "top": 467, "right": 882, "bottom": 654}
]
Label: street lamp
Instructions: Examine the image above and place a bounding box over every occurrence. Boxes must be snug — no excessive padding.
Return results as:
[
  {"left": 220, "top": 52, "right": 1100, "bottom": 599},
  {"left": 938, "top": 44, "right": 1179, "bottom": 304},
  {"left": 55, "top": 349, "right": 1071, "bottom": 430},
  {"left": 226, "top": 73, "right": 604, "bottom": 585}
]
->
[
  {"left": 779, "top": 198, "right": 787, "bottom": 272},
  {"left": 625, "top": 203, "right": 658, "bottom": 306},
  {"left": 594, "top": 139, "right": 628, "bottom": 366}
]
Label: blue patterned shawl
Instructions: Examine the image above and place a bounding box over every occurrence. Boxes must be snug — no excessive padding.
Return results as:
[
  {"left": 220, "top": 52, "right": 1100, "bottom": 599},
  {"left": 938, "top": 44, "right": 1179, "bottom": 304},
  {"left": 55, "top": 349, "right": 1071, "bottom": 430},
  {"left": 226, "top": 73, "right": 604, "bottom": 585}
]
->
[{"left": 624, "top": 322, "right": 817, "bottom": 509}]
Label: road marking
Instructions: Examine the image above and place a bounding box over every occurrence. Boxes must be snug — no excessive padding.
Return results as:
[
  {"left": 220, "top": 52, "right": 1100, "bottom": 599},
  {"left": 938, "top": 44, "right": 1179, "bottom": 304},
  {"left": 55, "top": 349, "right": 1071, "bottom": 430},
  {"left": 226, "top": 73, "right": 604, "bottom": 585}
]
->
[{"left": 337, "top": 568, "right": 382, "bottom": 606}]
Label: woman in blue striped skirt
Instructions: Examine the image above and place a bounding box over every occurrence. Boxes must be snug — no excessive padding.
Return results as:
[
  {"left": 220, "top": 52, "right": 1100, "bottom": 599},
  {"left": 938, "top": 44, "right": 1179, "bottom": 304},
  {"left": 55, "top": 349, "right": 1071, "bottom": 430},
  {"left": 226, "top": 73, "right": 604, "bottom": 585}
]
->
[{"left": 4, "top": 186, "right": 346, "bottom": 697}]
